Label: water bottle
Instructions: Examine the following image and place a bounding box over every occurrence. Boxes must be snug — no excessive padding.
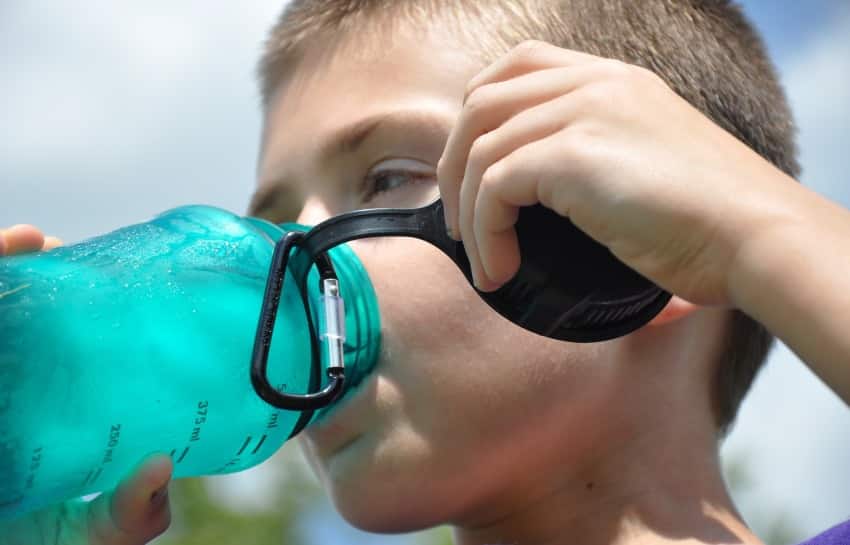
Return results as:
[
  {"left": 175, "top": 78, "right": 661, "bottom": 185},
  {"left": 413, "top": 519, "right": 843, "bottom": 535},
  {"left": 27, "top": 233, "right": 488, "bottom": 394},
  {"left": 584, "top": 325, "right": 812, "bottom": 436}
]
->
[{"left": 0, "top": 205, "right": 381, "bottom": 520}]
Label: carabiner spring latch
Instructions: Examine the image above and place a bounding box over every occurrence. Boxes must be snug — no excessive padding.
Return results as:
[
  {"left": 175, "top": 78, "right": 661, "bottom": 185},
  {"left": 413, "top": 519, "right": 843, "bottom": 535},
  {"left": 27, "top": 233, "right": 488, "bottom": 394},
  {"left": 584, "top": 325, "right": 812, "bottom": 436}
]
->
[{"left": 319, "top": 278, "right": 346, "bottom": 374}]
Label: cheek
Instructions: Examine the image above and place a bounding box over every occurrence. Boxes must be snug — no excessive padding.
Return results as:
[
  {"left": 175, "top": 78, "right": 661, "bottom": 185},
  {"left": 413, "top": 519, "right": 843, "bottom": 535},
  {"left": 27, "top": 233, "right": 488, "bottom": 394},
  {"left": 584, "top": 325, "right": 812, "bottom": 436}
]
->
[
  {"left": 357, "top": 238, "right": 498, "bottom": 363},
  {"left": 355, "top": 237, "right": 613, "bottom": 433},
  {"left": 325, "top": 239, "right": 614, "bottom": 528}
]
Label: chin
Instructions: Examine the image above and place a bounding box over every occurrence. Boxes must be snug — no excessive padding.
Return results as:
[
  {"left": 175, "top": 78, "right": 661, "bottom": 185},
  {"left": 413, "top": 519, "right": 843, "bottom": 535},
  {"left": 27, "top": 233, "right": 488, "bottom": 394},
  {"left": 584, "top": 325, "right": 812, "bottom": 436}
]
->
[
  {"left": 330, "top": 485, "right": 445, "bottom": 534},
  {"left": 315, "top": 440, "right": 458, "bottom": 533}
]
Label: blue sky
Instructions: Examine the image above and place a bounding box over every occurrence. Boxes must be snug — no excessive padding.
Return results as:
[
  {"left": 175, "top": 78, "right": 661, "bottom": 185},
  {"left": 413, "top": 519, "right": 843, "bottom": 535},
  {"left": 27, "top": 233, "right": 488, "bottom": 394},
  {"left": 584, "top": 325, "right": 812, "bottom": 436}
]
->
[
  {"left": 1, "top": 2, "right": 849, "bottom": 544},
  {"left": 745, "top": 0, "right": 835, "bottom": 60}
]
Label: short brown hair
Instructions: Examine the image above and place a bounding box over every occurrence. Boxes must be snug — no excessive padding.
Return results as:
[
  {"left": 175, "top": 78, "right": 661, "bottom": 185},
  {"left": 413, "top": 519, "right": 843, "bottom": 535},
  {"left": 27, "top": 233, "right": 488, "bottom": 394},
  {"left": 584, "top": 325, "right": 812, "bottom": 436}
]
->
[{"left": 258, "top": 0, "right": 799, "bottom": 435}]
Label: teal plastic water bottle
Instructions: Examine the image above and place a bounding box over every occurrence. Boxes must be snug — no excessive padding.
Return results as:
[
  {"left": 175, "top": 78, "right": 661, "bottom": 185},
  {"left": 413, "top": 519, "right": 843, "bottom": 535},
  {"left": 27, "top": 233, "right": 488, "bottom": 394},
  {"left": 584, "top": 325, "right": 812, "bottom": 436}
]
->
[{"left": 0, "top": 205, "right": 381, "bottom": 520}]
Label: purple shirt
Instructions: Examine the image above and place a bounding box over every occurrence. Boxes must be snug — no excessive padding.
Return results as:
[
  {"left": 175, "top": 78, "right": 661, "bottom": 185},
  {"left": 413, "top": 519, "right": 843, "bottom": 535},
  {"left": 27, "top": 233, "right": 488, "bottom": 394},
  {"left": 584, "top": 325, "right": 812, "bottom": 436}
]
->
[{"left": 797, "top": 520, "right": 850, "bottom": 545}]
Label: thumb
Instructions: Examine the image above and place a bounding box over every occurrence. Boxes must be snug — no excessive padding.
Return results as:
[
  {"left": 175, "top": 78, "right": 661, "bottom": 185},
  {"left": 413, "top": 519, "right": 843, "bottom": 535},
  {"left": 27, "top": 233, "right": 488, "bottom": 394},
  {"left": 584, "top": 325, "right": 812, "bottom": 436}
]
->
[{"left": 87, "top": 455, "right": 173, "bottom": 545}]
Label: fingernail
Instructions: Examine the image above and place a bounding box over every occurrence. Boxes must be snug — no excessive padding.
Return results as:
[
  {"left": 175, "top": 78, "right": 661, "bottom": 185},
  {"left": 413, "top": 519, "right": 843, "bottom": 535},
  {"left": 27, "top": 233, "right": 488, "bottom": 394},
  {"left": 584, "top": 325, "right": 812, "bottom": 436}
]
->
[
  {"left": 150, "top": 485, "right": 168, "bottom": 507},
  {"left": 445, "top": 222, "right": 456, "bottom": 240},
  {"left": 471, "top": 271, "right": 482, "bottom": 291}
]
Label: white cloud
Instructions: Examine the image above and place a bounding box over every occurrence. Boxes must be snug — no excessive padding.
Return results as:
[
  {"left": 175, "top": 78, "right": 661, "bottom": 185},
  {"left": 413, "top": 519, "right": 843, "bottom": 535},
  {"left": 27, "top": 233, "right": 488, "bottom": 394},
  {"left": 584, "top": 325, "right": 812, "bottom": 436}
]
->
[
  {"left": 0, "top": 1, "right": 283, "bottom": 240},
  {"left": 0, "top": 1, "right": 280, "bottom": 169}
]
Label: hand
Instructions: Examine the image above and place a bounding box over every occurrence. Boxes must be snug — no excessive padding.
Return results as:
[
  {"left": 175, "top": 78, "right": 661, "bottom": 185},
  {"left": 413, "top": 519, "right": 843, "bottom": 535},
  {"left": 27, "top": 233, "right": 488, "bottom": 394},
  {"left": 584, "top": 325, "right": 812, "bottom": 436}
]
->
[
  {"left": 1, "top": 225, "right": 173, "bottom": 545},
  {"left": 438, "top": 41, "right": 800, "bottom": 305},
  {"left": 0, "top": 456, "right": 173, "bottom": 545},
  {"left": 0, "top": 224, "right": 63, "bottom": 255}
]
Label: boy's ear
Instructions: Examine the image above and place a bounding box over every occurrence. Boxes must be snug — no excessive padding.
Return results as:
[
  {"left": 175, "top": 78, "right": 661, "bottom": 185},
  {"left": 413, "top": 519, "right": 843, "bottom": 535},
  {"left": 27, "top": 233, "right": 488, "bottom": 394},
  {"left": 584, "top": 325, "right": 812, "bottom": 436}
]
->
[{"left": 646, "top": 295, "right": 701, "bottom": 327}]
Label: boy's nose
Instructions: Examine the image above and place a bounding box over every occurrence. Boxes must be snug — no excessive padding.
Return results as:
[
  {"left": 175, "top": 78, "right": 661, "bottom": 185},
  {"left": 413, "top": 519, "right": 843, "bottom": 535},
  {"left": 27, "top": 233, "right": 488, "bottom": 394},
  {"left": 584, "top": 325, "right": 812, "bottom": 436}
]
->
[{"left": 296, "top": 197, "right": 333, "bottom": 227}]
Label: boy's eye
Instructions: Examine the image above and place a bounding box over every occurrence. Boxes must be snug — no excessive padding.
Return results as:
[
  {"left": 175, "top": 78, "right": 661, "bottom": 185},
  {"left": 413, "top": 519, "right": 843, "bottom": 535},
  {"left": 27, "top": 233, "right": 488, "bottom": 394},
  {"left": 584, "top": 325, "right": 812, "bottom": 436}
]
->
[{"left": 361, "top": 159, "right": 437, "bottom": 208}]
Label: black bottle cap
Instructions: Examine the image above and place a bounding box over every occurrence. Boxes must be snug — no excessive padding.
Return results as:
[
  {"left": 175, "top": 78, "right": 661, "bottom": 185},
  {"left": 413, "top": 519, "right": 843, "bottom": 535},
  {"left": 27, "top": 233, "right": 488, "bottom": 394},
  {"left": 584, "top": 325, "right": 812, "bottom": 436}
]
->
[{"left": 295, "top": 200, "right": 671, "bottom": 343}]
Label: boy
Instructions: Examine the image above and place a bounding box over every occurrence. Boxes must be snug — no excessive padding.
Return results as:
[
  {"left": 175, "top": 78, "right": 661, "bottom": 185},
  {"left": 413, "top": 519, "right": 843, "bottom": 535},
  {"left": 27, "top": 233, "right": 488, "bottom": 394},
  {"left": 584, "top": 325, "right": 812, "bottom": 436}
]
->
[{"left": 3, "top": 1, "right": 849, "bottom": 544}]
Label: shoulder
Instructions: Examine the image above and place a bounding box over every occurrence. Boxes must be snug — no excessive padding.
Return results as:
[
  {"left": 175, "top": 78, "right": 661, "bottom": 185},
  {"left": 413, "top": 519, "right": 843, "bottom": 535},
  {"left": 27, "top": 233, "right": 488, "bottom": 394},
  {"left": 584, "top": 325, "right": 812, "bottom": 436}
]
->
[{"left": 796, "top": 520, "right": 850, "bottom": 545}]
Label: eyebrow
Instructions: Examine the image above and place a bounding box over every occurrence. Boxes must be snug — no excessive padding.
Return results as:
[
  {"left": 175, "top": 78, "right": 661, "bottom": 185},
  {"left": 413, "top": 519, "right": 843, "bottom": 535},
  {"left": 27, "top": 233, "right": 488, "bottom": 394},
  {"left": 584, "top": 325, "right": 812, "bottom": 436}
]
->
[
  {"left": 250, "top": 109, "right": 453, "bottom": 218},
  {"left": 248, "top": 181, "right": 302, "bottom": 220},
  {"left": 324, "top": 115, "right": 386, "bottom": 157},
  {"left": 318, "top": 110, "right": 452, "bottom": 161}
]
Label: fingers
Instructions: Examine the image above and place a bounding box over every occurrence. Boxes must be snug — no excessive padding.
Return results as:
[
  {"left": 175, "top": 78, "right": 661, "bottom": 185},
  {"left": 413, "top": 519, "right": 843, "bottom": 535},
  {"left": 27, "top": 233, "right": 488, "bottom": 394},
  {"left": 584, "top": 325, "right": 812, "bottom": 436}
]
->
[
  {"left": 470, "top": 134, "right": 572, "bottom": 291},
  {"left": 456, "top": 96, "right": 579, "bottom": 289},
  {"left": 87, "top": 455, "right": 173, "bottom": 545},
  {"left": 42, "top": 236, "right": 63, "bottom": 250},
  {"left": 464, "top": 41, "right": 597, "bottom": 101},
  {"left": 0, "top": 225, "right": 45, "bottom": 256},
  {"left": 0, "top": 226, "right": 63, "bottom": 256},
  {"left": 439, "top": 42, "right": 650, "bottom": 292},
  {"left": 439, "top": 64, "right": 601, "bottom": 237},
  {"left": 445, "top": 73, "right": 596, "bottom": 288}
]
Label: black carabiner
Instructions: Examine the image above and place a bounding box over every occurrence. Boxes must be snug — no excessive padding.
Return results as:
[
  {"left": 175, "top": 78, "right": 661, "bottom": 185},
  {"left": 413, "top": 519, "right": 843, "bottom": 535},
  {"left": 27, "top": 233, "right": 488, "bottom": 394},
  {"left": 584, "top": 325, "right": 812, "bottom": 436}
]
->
[{"left": 250, "top": 230, "right": 345, "bottom": 411}]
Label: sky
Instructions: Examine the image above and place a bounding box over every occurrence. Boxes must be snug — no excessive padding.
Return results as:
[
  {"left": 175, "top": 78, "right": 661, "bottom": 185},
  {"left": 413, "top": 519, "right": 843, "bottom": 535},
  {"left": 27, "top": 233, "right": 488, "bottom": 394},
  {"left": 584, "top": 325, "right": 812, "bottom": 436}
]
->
[{"left": 1, "top": 1, "right": 849, "bottom": 544}]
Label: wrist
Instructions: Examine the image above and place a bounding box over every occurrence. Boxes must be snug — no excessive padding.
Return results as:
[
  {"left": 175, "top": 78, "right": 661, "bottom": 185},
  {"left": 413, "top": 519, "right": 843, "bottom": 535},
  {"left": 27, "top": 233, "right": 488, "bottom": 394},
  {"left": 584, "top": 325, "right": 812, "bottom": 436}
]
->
[{"left": 727, "top": 178, "right": 846, "bottom": 319}]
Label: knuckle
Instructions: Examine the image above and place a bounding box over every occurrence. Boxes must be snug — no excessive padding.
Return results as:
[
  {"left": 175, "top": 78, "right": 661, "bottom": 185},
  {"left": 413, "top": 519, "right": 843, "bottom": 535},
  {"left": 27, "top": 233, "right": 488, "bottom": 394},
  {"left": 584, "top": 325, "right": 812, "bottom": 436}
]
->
[
  {"left": 480, "top": 158, "right": 510, "bottom": 193},
  {"left": 463, "top": 83, "right": 496, "bottom": 118},
  {"left": 512, "top": 39, "right": 549, "bottom": 62},
  {"left": 599, "top": 58, "right": 633, "bottom": 79},
  {"left": 557, "top": 130, "right": 596, "bottom": 172},
  {"left": 467, "top": 133, "right": 498, "bottom": 171},
  {"left": 630, "top": 63, "right": 662, "bottom": 82},
  {"left": 616, "top": 61, "right": 666, "bottom": 91},
  {"left": 575, "top": 84, "right": 605, "bottom": 109},
  {"left": 580, "top": 79, "right": 624, "bottom": 109},
  {"left": 463, "top": 78, "right": 480, "bottom": 104}
]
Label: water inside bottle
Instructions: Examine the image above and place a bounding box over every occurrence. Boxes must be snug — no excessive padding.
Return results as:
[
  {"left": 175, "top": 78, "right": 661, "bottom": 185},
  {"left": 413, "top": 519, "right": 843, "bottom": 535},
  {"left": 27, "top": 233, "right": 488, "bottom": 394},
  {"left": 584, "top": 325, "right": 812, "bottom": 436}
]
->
[{"left": 0, "top": 207, "right": 315, "bottom": 518}]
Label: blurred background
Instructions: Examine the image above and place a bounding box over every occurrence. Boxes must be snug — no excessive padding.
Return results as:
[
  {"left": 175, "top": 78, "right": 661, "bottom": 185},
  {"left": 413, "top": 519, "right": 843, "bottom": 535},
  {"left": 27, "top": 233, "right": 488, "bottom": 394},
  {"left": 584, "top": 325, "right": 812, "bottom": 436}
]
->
[{"left": 1, "top": 1, "right": 848, "bottom": 543}]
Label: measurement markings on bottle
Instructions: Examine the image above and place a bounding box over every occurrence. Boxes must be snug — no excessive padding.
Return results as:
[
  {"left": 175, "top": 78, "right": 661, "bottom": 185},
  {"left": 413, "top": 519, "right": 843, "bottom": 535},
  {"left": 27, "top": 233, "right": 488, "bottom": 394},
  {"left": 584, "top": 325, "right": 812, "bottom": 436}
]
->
[
  {"left": 82, "top": 467, "right": 105, "bottom": 487},
  {"left": 89, "top": 468, "right": 103, "bottom": 486},
  {"left": 189, "top": 400, "right": 209, "bottom": 443},
  {"left": 251, "top": 435, "right": 267, "bottom": 455},
  {"left": 176, "top": 446, "right": 190, "bottom": 463},
  {"left": 102, "top": 424, "right": 121, "bottom": 464},
  {"left": 168, "top": 446, "right": 191, "bottom": 464},
  {"left": 234, "top": 433, "right": 269, "bottom": 458},
  {"left": 237, "top": 436, "right": 251, "bottom": 456},
  {"left": 24, "top": 446, "right": 43, "bottom": 490},
  {"left": 82, "top": 423, "right": 123, "bottom": 487},
  {"left": 266, "top": 411, "right": 280, "bottom": 429},
  {"left": 168, "top": 401, "right": 209, "bottom": 465}
]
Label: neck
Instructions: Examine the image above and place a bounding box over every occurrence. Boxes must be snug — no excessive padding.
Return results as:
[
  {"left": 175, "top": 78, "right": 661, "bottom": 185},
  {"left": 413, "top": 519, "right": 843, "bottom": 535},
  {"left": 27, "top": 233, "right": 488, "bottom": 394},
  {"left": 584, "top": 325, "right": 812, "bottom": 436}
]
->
[
  {"left": 453, "top": 429, "right": 760, "bottom": 545},
  {"left": 453, "top": 312, "right": 762, "bottom": 545}
]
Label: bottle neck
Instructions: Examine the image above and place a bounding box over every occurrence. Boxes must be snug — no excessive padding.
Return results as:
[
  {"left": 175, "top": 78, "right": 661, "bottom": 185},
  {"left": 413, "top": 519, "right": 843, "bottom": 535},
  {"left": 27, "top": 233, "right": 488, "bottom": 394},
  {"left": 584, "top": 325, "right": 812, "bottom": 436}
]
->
[{"left": 243, "top": 216, "right": 381, "bottom": 397}]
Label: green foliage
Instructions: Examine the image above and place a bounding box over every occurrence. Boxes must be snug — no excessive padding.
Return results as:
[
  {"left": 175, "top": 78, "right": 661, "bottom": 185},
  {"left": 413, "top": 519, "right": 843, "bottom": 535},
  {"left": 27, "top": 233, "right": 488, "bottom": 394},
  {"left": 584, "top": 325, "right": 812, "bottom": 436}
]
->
[
  {"left": 416, "top": 526, "right": 454, "bottom": 545},
  {"left": 154, "top": 450, "right": 319, "bottom": 545}
]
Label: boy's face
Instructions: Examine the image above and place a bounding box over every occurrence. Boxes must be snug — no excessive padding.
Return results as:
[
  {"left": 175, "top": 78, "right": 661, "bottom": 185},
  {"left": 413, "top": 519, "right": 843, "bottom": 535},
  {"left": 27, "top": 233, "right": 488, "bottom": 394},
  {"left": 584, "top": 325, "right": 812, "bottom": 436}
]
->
[{"left": 255, "top": 25, "right": 638, "bottom": 531}]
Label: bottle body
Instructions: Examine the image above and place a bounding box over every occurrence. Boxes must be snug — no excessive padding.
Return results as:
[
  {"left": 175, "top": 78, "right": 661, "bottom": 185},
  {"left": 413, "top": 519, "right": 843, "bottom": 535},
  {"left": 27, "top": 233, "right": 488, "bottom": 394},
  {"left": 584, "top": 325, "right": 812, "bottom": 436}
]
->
[{"left": 0, "top": 205, "right": 380, "bottom": 519}]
